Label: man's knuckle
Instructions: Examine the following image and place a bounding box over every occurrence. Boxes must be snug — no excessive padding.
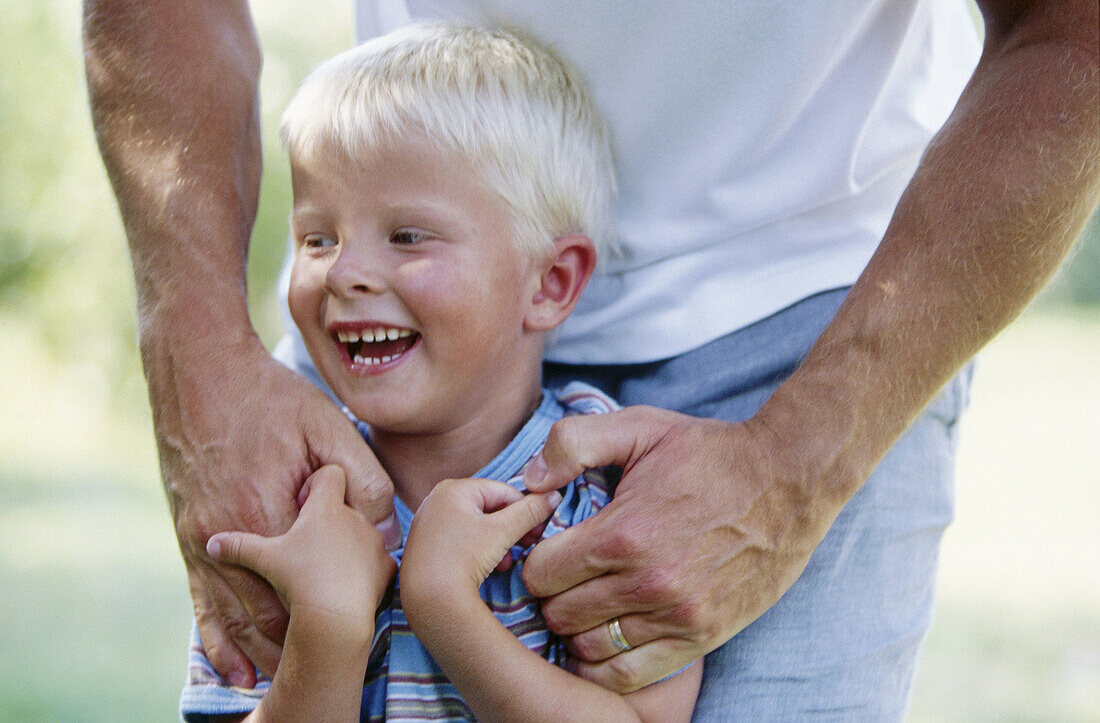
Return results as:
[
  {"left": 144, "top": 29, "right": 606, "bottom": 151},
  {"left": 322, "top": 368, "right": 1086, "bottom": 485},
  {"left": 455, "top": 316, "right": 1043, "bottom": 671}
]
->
[
  {"left": 539, "top": 602, "right": 568, "bottom": 633},
  {"left": 668, "top": 593, "right": 707, "bottom": 632},
  {"left": 568, "top": 634, "right": 599, "bottom": 662},
  {"left": 632, "top": 565, "right": 677, "bottom": 606},
  {"left": 605, "top": 523, "right": 645, "bottom": 558},
  {"left": 606, "top": 655, "right": 643, "bottom": 691},
  {"left": 519, "top": 563, "right": 542, "bottom": 595},
  {"left": 546, "top": 418, "right": 582, "bottom": 457},
  {"left": 252, "top": 607, "right": 289, "bottom": 639},
  {"left": 201, "top": 638, "right": 234, "bottom": 674},
  {"left": 219, "top": 612, "right": 253, "bottom": 641},
  {"left": 193, "top": 599, "right": 215, "bottom": 625}
]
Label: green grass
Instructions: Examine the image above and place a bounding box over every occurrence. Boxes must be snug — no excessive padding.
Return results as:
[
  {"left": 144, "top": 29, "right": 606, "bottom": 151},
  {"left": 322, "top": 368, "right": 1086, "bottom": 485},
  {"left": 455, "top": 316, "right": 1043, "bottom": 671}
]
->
[
  {"left": 0, "top": 470, "right": 189, "bottom": 720},
  {"left": 1, "top": 308, "right": 1097, "bottom": 720}
]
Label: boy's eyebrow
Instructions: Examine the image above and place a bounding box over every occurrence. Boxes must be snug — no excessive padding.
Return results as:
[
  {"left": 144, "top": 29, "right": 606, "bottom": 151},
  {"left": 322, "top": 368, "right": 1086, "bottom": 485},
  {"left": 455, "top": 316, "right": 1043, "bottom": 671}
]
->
[
  {"left": 290, "top": 202, "right": 324, "bottom": 216},
  {"left": 288, "top": 206, "right": 328, "bottom": 227}
]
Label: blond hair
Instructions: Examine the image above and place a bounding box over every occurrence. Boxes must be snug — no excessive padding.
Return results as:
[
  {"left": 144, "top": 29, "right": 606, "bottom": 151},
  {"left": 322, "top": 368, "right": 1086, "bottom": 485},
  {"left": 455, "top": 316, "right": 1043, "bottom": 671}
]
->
[{"left": 280, "top": 22, "right": 617, "bottom": 261}]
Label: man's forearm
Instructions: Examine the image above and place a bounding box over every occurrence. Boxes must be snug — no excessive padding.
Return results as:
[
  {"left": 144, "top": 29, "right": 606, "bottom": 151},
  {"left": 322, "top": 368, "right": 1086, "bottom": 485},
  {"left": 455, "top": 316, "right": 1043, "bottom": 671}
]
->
[
  {"left": 83, "top": 2, "right": 400, "bottom": 681},
  {"left": 83, "top": 0, "right": 261, "bottom": 343},
  {"left": 84, "top": 0, "right": 270, "bottom": 474},
  {"left": 762, "top": 0, "right": 1099, "bottom": 507}
]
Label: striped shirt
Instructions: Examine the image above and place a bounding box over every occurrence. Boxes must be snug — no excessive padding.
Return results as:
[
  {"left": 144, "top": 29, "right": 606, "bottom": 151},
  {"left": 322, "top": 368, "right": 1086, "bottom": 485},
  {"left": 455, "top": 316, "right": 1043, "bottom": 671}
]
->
[{"left": 180, "top": 382, "right": 619, "bottom": 722}]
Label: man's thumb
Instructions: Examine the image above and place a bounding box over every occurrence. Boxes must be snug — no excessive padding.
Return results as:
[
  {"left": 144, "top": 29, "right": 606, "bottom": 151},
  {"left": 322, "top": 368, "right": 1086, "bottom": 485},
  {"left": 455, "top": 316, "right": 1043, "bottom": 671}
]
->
[{"left": 524, "top": 409, "right": 649, "bottom": 493}]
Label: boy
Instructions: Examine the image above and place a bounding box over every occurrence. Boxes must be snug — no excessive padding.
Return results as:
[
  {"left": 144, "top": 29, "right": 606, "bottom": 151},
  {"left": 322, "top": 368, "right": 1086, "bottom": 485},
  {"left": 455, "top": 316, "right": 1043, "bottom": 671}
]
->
[{"left": 180, "top": 23, "right": 702, "bottom": 721}]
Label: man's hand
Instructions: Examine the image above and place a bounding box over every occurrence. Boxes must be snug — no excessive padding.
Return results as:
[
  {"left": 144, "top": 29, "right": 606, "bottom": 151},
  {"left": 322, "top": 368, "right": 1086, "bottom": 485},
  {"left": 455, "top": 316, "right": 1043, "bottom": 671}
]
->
[
  {"left": 157, "top": 335, "right": 397, "bottom": 686},
  {"left": 521, "top": 405, "right": 845, "bottom": 692},
  {"left": 83, "top": 0, "right": 400, "bottom": 690},
  {"left": 206, "top": 465, "right": 396, "bottom": 646},
  {"left": 205, "top": 465, "right": 395, "bottom": 721}
]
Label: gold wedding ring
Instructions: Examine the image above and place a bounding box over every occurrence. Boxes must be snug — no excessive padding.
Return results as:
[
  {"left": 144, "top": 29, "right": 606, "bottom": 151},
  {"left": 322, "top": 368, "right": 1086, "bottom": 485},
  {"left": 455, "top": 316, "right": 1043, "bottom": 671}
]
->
[{"left": 608, "top": 618, "right": 632, "bottom": 652}]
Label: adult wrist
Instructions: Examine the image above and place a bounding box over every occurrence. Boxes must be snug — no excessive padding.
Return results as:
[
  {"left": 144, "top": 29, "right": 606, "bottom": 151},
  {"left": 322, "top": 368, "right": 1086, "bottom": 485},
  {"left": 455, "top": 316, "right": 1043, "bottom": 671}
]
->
[
  {"left": 750, "top": 371, "right": 871, "bottom": 516},
  {"left": 135, "top": 269, "right": 262, "bottom": 372}
]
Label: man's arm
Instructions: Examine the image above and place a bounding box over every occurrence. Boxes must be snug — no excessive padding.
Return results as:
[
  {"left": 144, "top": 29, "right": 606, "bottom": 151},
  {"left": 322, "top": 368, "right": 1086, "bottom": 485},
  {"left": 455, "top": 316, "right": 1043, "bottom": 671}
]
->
[
  {"left": 521, "top": 0, "right": 1099, "bottom": 691},
  {"left": 83, "top": 0, "right": 395, "bottom": 685}
]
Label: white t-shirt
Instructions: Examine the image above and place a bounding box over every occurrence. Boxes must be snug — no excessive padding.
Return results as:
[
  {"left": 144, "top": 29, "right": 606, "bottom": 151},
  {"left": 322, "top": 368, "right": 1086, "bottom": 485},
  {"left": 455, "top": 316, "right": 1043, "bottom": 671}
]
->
[{"left": 349, "top": 0, "right": 981, "bottom": 364}]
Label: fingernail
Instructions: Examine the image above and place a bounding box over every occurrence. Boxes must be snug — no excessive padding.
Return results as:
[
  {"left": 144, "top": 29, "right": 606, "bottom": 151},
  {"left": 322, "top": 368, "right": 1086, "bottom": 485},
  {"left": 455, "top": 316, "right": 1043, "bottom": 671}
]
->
[
  {"left": 205, "top": 536, "right": 222, "bottom": 557},
  {"left": 524, "top": 455, "right": 548, "bottom": 487},
  {"left": 376, "top": 511, "right": 401, "bottom": 552},
  {"left": 226, "top": 670, "right": 248, "bottom": 688},
  {"left": 546, "top": 490, "right": 562, "bottom": 508}
]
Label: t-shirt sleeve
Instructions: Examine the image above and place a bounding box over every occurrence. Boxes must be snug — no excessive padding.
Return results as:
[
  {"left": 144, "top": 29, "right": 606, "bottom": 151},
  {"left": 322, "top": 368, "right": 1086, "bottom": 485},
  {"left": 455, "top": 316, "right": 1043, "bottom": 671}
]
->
[{"left": 179, "top": 622, "right": 268, "bottom": 722}]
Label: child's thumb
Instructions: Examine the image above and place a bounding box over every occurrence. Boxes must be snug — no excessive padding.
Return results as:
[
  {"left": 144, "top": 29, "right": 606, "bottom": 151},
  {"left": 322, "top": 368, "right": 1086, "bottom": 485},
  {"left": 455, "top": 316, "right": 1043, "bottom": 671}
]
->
[{"left": 206, "top": 531, "right": 268, "bottom": 575}]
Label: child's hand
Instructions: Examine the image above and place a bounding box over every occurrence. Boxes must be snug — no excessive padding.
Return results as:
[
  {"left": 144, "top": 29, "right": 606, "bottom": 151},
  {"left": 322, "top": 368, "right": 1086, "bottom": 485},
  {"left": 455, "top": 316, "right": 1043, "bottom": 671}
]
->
[
  {"left": 206, "top": 465, "right": 396, "bottom": 644},
  {"left": 402, "top": 479, "right": 561, "bottom": 595}
]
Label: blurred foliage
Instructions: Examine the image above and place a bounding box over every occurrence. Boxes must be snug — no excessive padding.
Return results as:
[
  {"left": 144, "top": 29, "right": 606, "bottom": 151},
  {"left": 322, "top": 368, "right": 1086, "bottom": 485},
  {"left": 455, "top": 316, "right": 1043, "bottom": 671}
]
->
[
  {"left": 0, "top": 0, "right": 1096, "bottom": 407},
  {"left": 0, "top": 0, "right": 350, "bottom": 411},
  {"left": 246, "top": 2, "right": 354, "bottom": 346},
  {"left": 1, "top": 1, "right": 137, "bottom": 393}
]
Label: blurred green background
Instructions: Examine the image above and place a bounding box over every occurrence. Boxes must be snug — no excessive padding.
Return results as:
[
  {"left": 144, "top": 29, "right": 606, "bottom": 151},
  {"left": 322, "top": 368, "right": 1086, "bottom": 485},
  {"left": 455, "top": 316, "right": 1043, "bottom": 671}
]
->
[{"left": 1, "top": 1, "right": 1097, "bottom": 719}]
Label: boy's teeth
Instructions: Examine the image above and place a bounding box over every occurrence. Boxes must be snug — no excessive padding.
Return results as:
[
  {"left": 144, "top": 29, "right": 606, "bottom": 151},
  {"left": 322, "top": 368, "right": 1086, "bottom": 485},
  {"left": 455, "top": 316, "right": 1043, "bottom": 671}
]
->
[
  {"left": 352, "top": 354, "right": 397, "bottom": 366},
  {"left": 344, "top": 326, "right": 417, "bottom": 367},
  {"left": 337, "top": 326, "right": 414, "bottom": 344}
]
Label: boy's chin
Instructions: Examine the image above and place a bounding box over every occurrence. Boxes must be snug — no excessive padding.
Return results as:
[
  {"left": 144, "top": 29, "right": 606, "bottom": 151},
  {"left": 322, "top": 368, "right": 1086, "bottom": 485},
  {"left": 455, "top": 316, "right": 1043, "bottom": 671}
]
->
[{"left": 345, "top": 403, "right": 434, "bottom": 436}]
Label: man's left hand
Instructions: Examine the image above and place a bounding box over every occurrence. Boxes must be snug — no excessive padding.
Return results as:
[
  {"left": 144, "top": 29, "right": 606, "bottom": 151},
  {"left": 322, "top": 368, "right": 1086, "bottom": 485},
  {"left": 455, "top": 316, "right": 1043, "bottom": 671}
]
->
[{"left": 522, "top": 404, "right": 844, "bottom": 692}]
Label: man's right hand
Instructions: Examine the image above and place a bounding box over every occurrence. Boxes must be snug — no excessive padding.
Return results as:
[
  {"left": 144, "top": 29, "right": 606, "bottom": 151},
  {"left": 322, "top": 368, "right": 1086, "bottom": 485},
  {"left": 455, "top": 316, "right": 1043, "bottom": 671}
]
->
[
  {"left": 82, "top": 0, "right": 397, "bottom": 690},
  {"left": 154, "top": 333, "right": 396, "bottom": 687}
]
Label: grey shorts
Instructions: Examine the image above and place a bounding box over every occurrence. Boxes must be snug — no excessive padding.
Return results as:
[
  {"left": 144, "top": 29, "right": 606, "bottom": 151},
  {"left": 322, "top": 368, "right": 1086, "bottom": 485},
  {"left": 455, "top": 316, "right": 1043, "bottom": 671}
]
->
[{"left": 544, "top": 288, "right": 971, "bottom": 721}]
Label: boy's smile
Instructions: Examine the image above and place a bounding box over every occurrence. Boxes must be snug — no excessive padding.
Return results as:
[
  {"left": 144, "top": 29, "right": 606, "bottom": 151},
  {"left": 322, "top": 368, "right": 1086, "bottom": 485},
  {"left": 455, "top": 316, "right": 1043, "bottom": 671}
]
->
[
  {"left": 330, "top": 322, "right": 418, "bottom": 370},
  {"left": 287, "top": 135, "right": 547, "bottom": 442}
]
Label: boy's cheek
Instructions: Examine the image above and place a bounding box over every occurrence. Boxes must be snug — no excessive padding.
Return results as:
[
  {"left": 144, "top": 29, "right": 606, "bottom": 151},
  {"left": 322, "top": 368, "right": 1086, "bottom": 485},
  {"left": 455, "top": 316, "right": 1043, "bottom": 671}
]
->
[{"left": 287, "top": 264, "right": 326, "bottom": 327}]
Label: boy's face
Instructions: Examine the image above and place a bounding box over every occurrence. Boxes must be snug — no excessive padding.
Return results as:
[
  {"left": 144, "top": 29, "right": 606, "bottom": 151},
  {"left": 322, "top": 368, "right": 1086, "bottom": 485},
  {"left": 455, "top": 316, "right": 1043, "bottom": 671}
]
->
[{"left": 288, "top": 136, "right": 545, "bottom": 435}]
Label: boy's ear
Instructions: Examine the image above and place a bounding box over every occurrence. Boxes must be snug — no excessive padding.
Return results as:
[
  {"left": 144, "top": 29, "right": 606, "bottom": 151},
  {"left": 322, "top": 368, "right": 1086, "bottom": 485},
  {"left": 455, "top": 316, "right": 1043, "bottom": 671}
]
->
[{"left": 524, "top": 234, "right": 597, "bottom": 331}]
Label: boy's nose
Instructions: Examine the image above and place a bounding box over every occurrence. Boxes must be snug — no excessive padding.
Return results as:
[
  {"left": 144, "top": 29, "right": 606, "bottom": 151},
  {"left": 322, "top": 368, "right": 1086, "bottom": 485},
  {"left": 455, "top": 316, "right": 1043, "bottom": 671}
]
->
[{"left": 323, "top": 243, "right": 387, "bottom": 297}]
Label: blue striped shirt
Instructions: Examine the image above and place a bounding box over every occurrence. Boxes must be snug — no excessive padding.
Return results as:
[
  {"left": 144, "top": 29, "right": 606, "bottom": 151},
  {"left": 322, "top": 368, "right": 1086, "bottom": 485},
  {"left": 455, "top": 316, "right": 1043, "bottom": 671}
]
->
[{"left": 181, "top": 382, "right": 618, "bottom": 721}]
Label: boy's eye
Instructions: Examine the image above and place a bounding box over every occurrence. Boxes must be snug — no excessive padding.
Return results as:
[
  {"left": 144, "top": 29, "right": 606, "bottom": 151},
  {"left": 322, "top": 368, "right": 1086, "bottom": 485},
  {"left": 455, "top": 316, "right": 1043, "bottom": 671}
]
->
[
  {"left": 390, "top": 229, "right": 430, "bottom": 246},
  {"left": 303, "top": 234, "right": 336, "bottom": 249}
]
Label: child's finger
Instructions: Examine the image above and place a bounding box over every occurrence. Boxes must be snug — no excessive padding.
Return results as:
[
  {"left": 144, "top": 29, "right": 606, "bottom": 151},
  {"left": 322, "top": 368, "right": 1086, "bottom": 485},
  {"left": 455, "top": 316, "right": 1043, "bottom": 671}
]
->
[
  {"left": 490, "top": 490, "right": 563, "bottom": 545},
  {"left": 516, "top": 520, "right": 550, "bottom": 548},
  {"left": 206, "top": 531, "right": 271, "bottom": 577},
  {"left": 300, "top": 465, "right": 349, "bottom": 510},
  {"left": 466, "top": 478, "right": 525, "bottom": 513}
]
